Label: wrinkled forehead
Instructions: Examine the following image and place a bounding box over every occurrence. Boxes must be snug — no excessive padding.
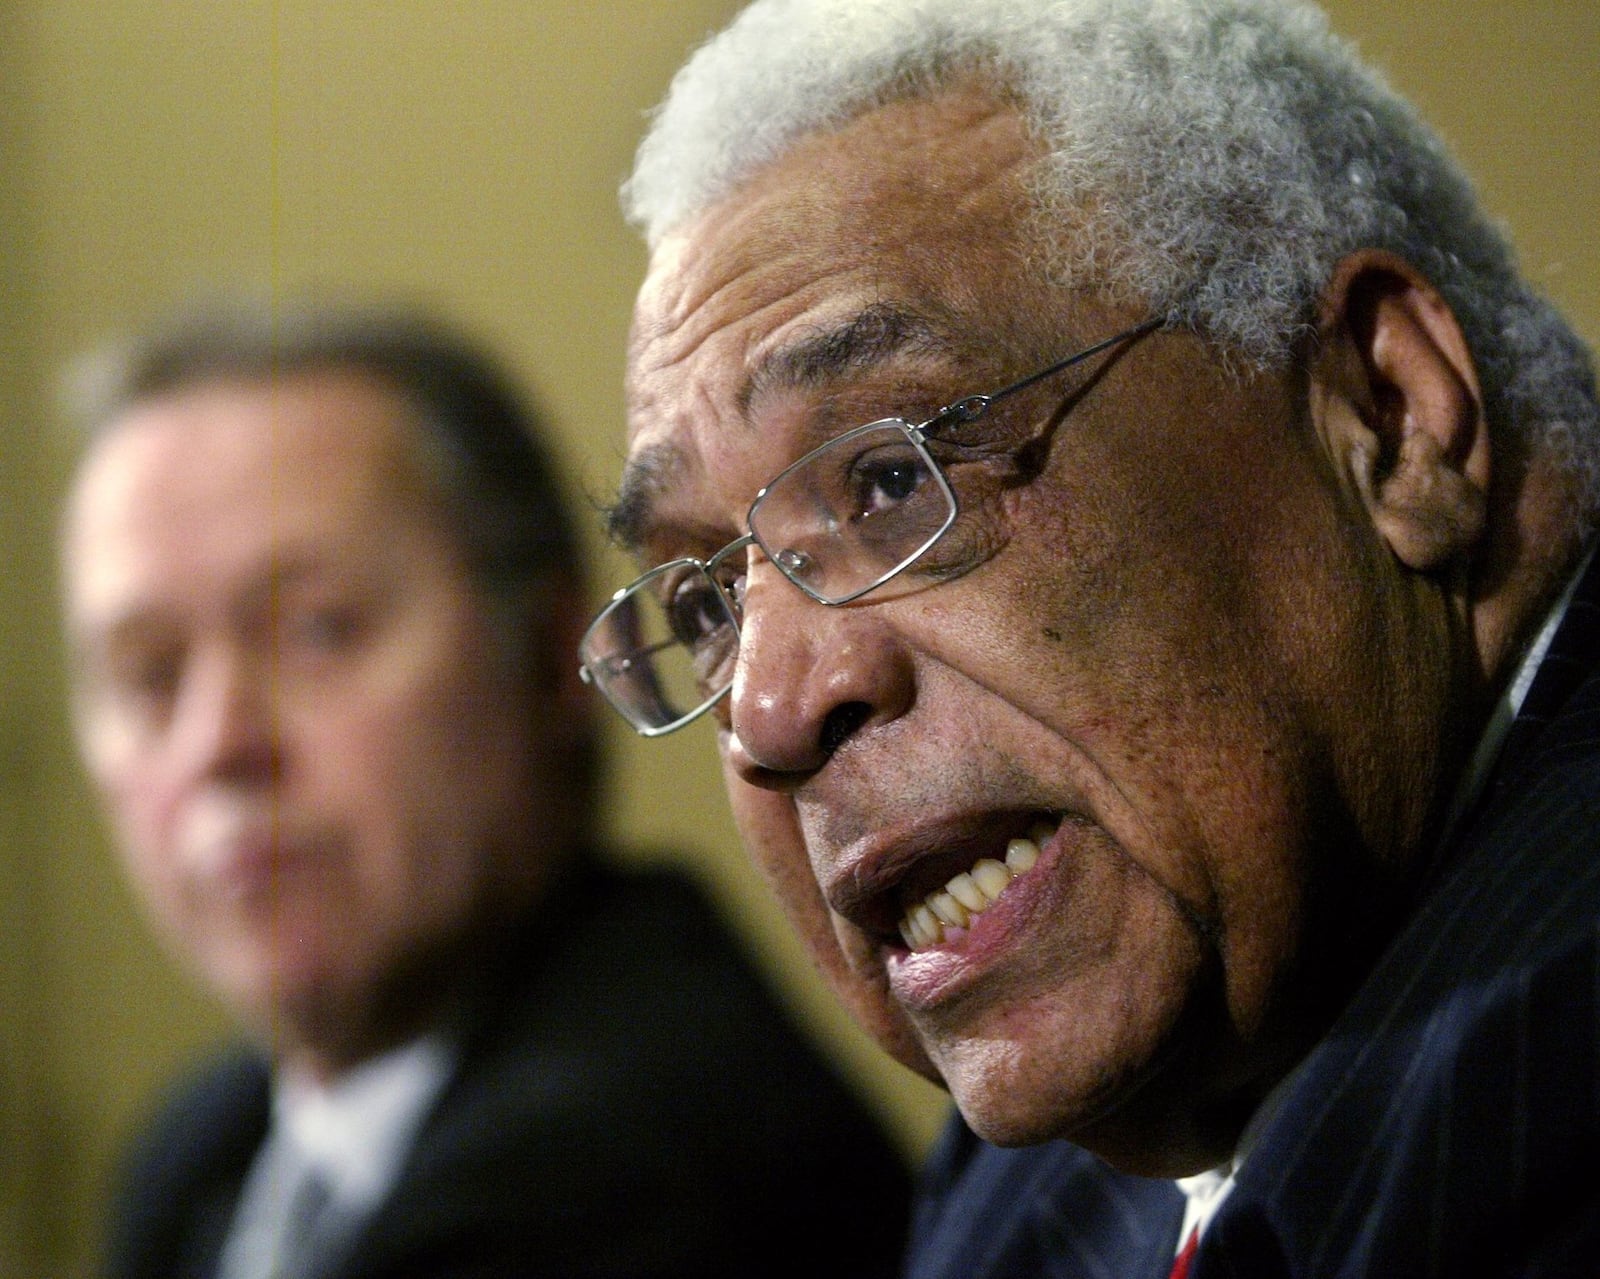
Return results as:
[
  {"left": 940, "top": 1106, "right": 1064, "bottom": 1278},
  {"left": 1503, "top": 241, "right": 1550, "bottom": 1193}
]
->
[
  {"left": 62, "top": 372, "right": 444, "bottom": 625},
  {"left": 618, "top": 85, "right": 1045, "bottom": 555}
]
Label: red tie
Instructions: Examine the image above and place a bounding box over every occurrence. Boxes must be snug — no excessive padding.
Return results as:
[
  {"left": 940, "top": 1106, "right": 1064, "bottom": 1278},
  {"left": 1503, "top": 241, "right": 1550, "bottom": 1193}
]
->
[{"left": 1168, "top": 1225, "right": 1200, "bottom": 1279}]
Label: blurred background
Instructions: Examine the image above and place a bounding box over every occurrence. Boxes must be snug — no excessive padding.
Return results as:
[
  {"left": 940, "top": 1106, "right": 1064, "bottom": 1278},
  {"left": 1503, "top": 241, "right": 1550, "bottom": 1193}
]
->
[{"left": 1, "top": 2, "right": 1595, "bottom": 1274}]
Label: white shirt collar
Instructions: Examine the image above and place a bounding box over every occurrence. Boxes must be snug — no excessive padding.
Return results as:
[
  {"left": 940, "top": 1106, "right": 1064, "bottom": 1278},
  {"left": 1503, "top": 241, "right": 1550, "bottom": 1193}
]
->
[
  {"left": 274, "top": 1032, "right": 458, "bottom": 1213},
  {"left": 1435, "top": 543, "right": 1596, "bottom": 850},
  {"left": 1173, "top": 1163, "right": 1235, "bottom": 1251}
]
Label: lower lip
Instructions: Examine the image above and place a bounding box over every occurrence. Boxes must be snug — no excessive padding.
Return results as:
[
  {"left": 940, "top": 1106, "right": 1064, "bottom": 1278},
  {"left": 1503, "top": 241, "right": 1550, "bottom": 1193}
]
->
[
  {"left": 883, "top": 838, "right": 1060, "bottom": 1010},
  {"left": 198, "top": 839, "right": 310, "bottom": 905}
]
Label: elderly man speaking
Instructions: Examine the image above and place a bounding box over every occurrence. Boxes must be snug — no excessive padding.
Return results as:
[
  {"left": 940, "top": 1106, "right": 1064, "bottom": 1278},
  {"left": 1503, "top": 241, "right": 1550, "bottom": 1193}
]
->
[{"left": 579, "top": 0, "right": 1600, "bottom": 1274}]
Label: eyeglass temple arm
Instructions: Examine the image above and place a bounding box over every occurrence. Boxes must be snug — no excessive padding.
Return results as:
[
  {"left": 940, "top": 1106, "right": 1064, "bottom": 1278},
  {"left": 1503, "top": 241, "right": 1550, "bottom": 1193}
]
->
[{"left": 931, "top": 315, "right": 1167, "bottom": 429}]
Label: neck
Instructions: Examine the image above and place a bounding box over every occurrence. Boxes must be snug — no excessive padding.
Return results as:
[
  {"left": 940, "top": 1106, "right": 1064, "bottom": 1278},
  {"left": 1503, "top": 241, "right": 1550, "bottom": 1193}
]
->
[{"left": 1467, "top": 450, "right": 1589, "bottom": 695}]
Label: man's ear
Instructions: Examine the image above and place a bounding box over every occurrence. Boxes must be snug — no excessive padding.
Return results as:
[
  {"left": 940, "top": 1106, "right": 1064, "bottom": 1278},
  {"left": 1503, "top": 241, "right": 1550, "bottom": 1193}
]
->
[{"left": 1310, "top": 249, "right": 1490, "bottom": 571}]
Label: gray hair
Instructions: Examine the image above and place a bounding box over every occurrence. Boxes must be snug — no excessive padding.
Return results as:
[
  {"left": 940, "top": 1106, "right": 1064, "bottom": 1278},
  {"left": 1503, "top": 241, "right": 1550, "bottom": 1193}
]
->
[{"left": 624, "top": 0, "right": 1599, "bottom": 517}]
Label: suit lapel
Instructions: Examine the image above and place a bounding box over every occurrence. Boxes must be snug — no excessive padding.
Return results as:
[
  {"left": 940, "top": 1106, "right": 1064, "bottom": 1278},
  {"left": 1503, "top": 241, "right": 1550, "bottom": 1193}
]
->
[{"left": 905, "top": 1119, "right": 1185, "bottom": 1279}]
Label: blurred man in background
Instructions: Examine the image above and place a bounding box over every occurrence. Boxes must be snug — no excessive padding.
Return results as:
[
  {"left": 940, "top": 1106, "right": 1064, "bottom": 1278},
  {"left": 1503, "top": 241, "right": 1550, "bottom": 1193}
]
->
[{"left": 59, "top": 300, "right": 911, "bottom": 1279}]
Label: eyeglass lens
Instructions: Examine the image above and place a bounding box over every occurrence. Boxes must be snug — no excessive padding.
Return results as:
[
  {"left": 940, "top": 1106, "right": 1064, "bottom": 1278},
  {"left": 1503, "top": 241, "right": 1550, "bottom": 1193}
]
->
[
  {"left": 749, "top": 420, "right": 956, "bottom": 606},
  {"left": 580, "top": 559, "right": 742, "bottom": 734}
]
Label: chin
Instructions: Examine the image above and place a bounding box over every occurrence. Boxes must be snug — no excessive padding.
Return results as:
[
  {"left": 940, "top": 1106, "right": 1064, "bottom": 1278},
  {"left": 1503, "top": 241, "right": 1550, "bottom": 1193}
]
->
[
  {"left": 952, "top": 1104, "right": 1066, "bottom": 1150},
  {"left": 941, "top": 1071, "right": 1096, "bottom": 1149},
  {"left": 851, "top": 986, "right": 942, "bottom": 1082},
  {"left": 926, "top": 1023, "right": 1171, "bottom": 1155},
  {"left": 950, "top": 1044, "right": 1258, "bottom": 1177},
  {"left": 928, "top": 1038, "right": 1087, "bottom": 1147},
  {"left": 209, "top": 942, "right": 339, "bottom": 1029},
  {"left": 950, "top": 1080, "right": 1204, "bottom": 1173}
]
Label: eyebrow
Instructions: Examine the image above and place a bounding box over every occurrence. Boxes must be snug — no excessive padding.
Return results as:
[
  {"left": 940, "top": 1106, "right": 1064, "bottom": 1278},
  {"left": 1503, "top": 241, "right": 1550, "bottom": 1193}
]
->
[
  {"left": 606, "top": 440, "right": 686, "bottom": 552},
  {"left": 608, "top": 302, "right": 948, "bottom": 553},
  {"left": 72, "top": 550, "right": 360, "bottom": 658},
  {"left": 739, "top": 301, "right": 946, "bottom": 415}
]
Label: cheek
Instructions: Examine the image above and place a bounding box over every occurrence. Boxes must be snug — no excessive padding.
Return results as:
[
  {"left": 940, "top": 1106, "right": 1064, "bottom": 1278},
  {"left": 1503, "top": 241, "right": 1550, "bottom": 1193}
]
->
[
  {"left": 720, "top": 749, "right": 936, "bottom": 1077},
  {"left": 80, "top": 703, "right": 165, "bottom": 837},
  {"left": 115, "top": 824, "right": 191, "bottom": 937},
  {"left": 90, "top": 739, "right": 192, "bottom": 913},
  {"left": 932, "top": 452, "right": 1354, "bottom": 1032},
  {"left": 721, "top": 756, "right": 832, "bottom": 957},
  {"left": 331, "top": 680, "right": 518, "bottom": 887},
  {"left": 976, "top": 570, "right": 1321, "bottom": 1030}
]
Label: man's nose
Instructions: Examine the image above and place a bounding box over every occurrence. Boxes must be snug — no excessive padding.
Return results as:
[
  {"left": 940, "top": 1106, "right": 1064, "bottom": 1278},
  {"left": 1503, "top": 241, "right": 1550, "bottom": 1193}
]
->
[
  {"left": 171, "top": 646, "right": 281, "bottom": 785},
  {"left": 724, "top": 563, "right": 914, "bottom": 785}
]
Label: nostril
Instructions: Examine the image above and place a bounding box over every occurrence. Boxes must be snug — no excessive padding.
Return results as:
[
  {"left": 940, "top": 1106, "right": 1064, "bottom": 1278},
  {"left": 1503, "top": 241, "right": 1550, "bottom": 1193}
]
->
[{"left": 819, "top": 701, "right": 871, "bottom": 756}]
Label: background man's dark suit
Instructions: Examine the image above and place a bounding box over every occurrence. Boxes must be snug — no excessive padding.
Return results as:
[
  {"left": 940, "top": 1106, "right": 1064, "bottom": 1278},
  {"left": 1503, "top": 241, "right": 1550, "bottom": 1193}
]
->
[
  {"left": 105, "top": 859, "right": 913, "bottom": 1279},
  {"left": 906, "top": 552, "right": 1600, "bottom": 1279}
]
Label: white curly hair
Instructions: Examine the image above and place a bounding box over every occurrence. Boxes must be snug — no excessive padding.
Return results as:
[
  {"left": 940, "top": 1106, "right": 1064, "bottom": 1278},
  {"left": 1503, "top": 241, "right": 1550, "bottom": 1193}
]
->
[{"left": 624, "top": 0, "right": 1599, "bottom": 517}]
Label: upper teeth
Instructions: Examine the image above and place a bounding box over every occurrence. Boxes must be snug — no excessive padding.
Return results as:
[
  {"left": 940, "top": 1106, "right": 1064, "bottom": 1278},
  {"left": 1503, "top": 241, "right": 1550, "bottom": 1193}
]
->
[{"left": 897, "top": 820, "right": 1055, "bottom": 951}]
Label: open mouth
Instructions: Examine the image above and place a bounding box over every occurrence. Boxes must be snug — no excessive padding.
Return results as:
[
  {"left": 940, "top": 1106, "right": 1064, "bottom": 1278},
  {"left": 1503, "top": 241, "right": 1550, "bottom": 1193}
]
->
[{"left": 896, "top": 816, "right": 1058, "bottom": 951}]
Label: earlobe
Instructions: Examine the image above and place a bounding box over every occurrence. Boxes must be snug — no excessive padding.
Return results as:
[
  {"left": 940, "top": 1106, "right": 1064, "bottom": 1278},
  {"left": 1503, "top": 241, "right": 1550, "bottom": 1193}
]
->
[{"left": 1313, "top": 250, "right": 1490, "bottom": 571}]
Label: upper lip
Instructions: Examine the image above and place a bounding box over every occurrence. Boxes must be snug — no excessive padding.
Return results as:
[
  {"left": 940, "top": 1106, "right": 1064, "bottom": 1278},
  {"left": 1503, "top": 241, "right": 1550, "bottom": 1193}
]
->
[
  {"left": 823, "top": 807, "right": 1058, "bottom": 945},
  {"left": 181, "top": 809, "right": 314, "bottom": 880}
]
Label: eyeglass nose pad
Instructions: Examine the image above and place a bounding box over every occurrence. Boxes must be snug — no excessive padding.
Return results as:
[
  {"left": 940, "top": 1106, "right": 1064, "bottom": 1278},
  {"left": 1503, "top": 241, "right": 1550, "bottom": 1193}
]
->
[
  {"left": 774, "top": 547, "right": 811, "bottom": 572},
  {"left": 774, "top": 547, "right": 815, "bottom": 580}
]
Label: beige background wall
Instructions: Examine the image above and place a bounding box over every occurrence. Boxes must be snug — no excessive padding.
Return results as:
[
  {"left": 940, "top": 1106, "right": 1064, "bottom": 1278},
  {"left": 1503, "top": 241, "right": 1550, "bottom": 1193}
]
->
[{"left": 2, "top": 2, "right": 1595, "bottom": 1275}]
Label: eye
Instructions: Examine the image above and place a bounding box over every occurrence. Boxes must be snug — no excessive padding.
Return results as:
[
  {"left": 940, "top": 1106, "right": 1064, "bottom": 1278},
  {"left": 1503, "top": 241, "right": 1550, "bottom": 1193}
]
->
[
  {"left": 646, "top": 563, "right": 740, "bottom": 698},
  {"left": 833, "top": 435, "right": 953, "bottom": 562},
  {"left": 751, "top": 423, "right": 958, "bottom": 601},
  {"left": 842, "top": 438, "right": 936, "bottom": 523},
  {"left": 110, "top": 645, "right": 184, "bottom": 711},
  {"left": 283, "top": 603, "right": 365, "bottom": 654},
  {"left": 76, "top": 629, "right": 187, "bottom": 728},
  {"left": 849, "top": 451, "right": 929, "bottom": 518},
  {"left": 660, "top": 568, "right": 737, "bottom": 653}
]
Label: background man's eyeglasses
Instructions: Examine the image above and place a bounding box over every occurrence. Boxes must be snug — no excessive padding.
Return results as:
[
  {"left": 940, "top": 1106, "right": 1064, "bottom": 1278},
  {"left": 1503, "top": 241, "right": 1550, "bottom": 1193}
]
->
[{"left": 580, "top": 316, "right": 1164, "bottom": 736}]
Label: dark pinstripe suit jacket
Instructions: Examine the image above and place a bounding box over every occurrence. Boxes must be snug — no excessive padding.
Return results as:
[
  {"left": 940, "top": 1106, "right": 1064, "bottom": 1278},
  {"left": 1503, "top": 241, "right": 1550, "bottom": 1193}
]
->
[{"left": 907, "top": 550, "right": 1600, "bottom": 1279}]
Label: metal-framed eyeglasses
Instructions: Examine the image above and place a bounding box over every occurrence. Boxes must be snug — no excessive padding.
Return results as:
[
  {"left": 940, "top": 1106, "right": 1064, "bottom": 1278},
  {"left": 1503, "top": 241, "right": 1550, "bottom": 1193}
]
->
[{"left": 579, "top": 316, "right": 1164, "bottom": 735}]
